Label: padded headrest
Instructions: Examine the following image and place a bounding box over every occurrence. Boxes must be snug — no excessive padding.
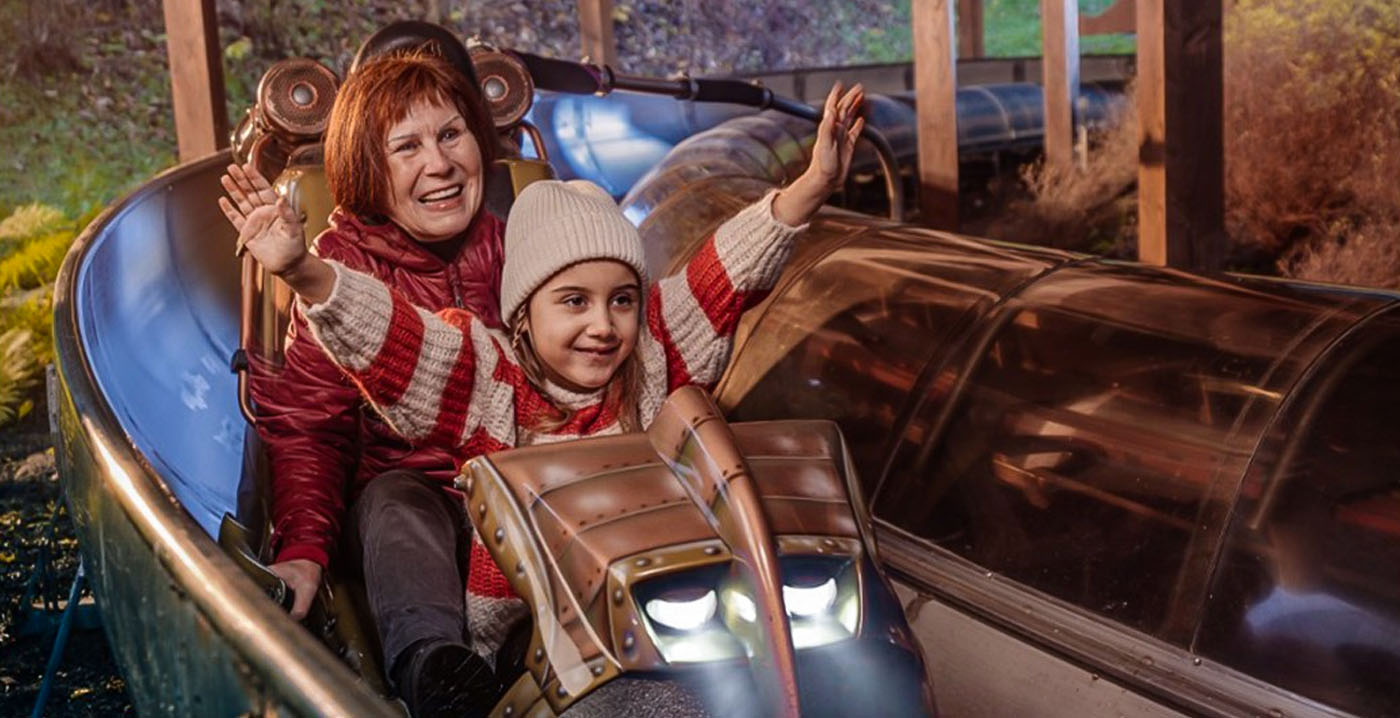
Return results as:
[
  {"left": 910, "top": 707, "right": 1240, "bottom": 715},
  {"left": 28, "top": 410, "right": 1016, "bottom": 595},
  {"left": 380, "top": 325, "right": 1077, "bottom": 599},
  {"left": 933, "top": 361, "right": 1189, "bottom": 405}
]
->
[{"left": 348, "top": 20, "right": 479, "bottom": 86}]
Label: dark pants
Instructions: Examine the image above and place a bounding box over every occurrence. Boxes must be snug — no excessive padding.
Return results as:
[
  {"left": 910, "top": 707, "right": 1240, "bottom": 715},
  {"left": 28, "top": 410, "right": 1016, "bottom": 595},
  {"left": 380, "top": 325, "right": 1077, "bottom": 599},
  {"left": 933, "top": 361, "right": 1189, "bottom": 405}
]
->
[{"left": 346, "top": 469, "right": 470, "bottom": 680}]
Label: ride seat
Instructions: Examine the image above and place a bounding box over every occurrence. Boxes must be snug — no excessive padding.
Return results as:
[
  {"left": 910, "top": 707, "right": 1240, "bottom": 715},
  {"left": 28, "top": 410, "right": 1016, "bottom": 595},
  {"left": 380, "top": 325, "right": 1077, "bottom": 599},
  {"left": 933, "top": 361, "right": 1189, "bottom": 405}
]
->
[{"left": 228, "top": 22, "right": 558, "bottom": 696}]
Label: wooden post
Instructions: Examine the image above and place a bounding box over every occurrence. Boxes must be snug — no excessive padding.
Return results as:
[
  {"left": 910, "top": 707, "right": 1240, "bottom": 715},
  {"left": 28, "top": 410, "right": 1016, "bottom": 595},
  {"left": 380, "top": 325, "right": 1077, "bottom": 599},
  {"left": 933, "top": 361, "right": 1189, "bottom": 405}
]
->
[
  {"left": 913, "top": 0, "right": 960, "bottom": 230},
  {"left": 1136, "top": 0, "right": 1225, "bottom": 270},
  {"left": 161, "top": 0, "right": 228, "bottom": 162},
  {"left": 957, "top": 0, "right": 984, "bottom": 59},
  {"left": 1041, "top": 0, "right": 1080, "bottom": 168},
  {"left": 578, "top": 0, "right": 618, "bottom": 67}
]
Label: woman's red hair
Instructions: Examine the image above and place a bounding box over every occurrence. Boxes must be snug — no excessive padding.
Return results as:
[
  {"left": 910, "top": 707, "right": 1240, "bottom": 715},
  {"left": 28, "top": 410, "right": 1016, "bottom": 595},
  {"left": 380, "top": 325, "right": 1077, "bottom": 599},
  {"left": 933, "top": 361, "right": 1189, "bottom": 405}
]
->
[{"left": 323, "top": 52, "right": 499, "bottom": 220}]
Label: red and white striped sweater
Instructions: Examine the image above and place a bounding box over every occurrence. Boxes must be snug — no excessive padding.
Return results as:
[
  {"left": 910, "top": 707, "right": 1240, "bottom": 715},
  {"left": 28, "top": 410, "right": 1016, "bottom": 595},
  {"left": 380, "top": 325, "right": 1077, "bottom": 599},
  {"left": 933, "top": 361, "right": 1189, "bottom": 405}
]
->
[{"left": 301, "top": 191, "right": 804, "bottom": 655}]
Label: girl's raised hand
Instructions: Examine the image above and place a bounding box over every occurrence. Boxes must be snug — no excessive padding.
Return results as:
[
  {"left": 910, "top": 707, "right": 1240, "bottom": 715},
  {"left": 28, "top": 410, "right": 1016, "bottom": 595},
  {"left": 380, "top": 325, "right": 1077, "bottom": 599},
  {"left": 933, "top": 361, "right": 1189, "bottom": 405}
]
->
[
  {"left": 772, "top": 82, "right": 866, "bottom": 227},
  {"left": 809, "top": 81, "right": 866, "bottom": 193},
  {"left": 218, "top": 162, "right": 307, "bottom": 275}
]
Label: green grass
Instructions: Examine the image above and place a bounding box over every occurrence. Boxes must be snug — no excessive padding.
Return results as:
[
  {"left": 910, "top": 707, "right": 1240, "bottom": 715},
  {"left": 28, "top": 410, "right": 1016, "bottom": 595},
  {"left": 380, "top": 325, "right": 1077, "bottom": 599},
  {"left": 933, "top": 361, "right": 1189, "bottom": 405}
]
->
[
  {"left": 860, "top": 0, "right": 1136, "bottom": 62},
  {"left": 985, "top": 0, "right": 1136, "bottom": 57},
  {"left": 0, "top": 23, "right": 177, "bottom": 219}
]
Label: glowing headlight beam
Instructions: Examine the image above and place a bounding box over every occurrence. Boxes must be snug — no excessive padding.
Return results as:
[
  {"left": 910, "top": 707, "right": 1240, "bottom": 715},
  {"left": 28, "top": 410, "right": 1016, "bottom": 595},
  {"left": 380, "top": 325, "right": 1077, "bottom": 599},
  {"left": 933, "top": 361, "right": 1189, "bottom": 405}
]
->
[
  {"left": 645, "top": 590, "right": 717, "bottom": 631},
  {"left": 729, "top": 590, "right": 757, "bottom": 623},
  {"left": 783, "top": 578, "right": 837, "bottom": 617}
]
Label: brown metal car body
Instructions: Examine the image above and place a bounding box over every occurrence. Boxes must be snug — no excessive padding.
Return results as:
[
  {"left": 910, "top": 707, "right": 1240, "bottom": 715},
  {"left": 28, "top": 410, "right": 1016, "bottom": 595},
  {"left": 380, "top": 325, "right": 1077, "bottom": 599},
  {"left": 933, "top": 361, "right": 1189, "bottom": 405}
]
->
[{"left": 458, "top": 386, "right": 920, "bottom": 716}]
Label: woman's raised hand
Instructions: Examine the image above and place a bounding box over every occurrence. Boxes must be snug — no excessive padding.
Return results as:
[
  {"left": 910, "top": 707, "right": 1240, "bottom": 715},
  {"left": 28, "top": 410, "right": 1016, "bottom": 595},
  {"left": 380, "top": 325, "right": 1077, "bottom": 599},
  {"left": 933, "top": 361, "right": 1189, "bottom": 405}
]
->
[
  {"left": 772, "top": 81, "right": 866, "bottom": 227},
  {"left": 218, "top": 161, "right": 335, "bottom": 304},
  {"left": 218, "top": 162, "right": 307, "bottom": 275}
]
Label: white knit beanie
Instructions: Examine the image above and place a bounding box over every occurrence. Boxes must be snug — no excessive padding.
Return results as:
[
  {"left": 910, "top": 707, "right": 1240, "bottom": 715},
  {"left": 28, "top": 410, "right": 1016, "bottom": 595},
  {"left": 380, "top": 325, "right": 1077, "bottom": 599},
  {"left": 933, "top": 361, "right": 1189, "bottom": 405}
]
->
[{"left": 499, "top": 180, "right": 648, "bottom": 321}]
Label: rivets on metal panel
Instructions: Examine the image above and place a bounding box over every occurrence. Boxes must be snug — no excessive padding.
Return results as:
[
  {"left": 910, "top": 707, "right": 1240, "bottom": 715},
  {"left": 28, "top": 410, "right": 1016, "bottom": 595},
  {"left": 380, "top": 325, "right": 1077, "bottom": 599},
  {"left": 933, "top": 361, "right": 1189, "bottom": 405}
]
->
[
  {"left": 494, "top": 527, "right": 505, "bottom": 543},
  {"left": 479, "top": 503, "right": 488, "bottom": 518},
  {"left": 535, "top": 647, "right": 544, "bottom": 661},
  {"left": 516, "top": 562, "right": 525, "bottom": 577},
  {"left": 612, "top": 588, "right": 624, "bottom": 605},
  {"left": 592, "top": 664, "right": 604, "bottom": 676},
  {"left": 634, "top": 557, "right": 651, "bottom": 568},
  {"left": 704, "top": 546, "right": 721, "bottom": 556},
  {"left": 503, "top": 706, "right": 514, "bottom": 717},
  {"left": 556, "top": 684, "right": 569, "bottom": 698},
  {"left": 623, "top": 631, "right": 636, "bottom": 652}
]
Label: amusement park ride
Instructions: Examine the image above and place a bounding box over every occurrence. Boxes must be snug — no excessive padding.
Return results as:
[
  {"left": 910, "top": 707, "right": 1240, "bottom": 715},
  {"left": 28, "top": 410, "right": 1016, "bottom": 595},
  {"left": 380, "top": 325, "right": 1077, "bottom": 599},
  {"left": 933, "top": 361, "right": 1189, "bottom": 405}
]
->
[{"left": 45, "top": 1, "right": 1400, "bottom": 717}]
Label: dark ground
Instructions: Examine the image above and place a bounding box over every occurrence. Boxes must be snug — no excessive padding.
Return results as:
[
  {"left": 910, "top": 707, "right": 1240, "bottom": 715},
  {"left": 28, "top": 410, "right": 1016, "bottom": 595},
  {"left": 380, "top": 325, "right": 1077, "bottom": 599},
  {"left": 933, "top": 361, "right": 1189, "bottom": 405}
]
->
[{"left": 0, "top": 408, "right": 133, "bottom": 717}]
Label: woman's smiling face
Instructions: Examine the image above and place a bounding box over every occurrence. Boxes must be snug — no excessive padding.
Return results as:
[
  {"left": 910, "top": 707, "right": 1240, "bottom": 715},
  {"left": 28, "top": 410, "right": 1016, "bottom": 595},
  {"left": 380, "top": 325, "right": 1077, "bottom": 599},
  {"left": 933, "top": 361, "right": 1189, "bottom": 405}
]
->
[
  {"left": 526, "top": 260, "right": 642, "bottom": 391},
  {"left": 383, "top": 97, "right": 484, "bottom": 243}
]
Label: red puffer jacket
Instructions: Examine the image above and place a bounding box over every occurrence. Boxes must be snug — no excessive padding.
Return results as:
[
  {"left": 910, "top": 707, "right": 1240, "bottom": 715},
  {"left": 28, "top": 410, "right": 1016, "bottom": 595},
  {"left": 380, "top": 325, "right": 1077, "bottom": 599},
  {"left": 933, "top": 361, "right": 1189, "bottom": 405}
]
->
[{"left": 249, "top": 207, "right": 505, "bottom": 569}]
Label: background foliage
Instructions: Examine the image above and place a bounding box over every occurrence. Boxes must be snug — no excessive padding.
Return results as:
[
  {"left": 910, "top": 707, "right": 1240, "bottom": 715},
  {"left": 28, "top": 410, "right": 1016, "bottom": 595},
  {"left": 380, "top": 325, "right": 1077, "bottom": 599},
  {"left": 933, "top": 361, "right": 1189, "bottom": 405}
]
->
[{"left": 982, "top": 0, "right": 1400, "bottom": 286}]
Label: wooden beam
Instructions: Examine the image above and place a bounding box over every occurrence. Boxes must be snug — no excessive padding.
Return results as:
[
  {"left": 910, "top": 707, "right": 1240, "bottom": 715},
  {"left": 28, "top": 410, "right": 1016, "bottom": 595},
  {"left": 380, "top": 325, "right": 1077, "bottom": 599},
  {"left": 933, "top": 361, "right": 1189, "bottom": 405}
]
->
[
  {"left": 1041, "top": 0, "right": 1080, "bottom": 169},
  {"left": 162, "top": 0, "right": 228, "bottom": 162},
  {"left": 913, "top": 0, "right": 960, "bottom": 230},
  {"left": 577, "top": 0, "right": 618, "bottom": 67},
  {"left": 957, "top": 0, "right": 985, "bottom": 59},
  {"left": 1136, "top": 0, "right": 1225, "bottom": 270},
  {"left": 1082, "top": 0, "right": 1135, "bottom": 35}
]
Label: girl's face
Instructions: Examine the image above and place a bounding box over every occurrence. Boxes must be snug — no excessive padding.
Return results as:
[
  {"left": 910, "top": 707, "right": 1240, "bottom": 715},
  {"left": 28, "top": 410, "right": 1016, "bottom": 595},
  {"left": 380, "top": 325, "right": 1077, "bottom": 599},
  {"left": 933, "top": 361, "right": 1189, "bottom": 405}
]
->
[
  {"left": 383, "top": 97, "right": 484, "bottom": 243},
  {"left": 526, "top": 260, "right": 641, "bottom": 391}
]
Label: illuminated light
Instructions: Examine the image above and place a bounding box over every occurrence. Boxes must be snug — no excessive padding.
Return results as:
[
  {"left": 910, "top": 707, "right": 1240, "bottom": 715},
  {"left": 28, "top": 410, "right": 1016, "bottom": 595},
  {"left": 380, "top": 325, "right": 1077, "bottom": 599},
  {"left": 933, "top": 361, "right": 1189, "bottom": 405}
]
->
[
  {"left": 656, "top": 631, "right": 742, "bottom": 663},
  {"left": 837, "top": 595, "right": 859, "bottom": 634},
  {"left": 783, "top": 578, "right": 837, "bottom": 617},
  {"left": 728, "top": 590, "right": 757, "bottom": 623},
  {"left": 791, "top": 620, "right": 851, "bottom": 649},
  {"left": 645, "top": 590, "right": 717, "bottom": 631}
]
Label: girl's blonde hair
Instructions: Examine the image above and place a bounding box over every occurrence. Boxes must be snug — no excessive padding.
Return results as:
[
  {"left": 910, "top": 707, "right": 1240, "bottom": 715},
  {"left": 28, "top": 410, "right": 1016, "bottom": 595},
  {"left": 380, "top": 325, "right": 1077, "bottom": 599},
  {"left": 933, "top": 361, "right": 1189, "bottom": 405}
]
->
[{"left": 509, "top": 306, "right": 643, "bottom": 436}]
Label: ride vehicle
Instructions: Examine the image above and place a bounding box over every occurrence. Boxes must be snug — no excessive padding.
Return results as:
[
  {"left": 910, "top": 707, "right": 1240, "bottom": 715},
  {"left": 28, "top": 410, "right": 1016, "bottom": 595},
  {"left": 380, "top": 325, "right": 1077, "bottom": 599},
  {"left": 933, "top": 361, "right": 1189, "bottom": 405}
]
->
[{"left": 51, "top": 21, "right": 1400, "bottom": 718}]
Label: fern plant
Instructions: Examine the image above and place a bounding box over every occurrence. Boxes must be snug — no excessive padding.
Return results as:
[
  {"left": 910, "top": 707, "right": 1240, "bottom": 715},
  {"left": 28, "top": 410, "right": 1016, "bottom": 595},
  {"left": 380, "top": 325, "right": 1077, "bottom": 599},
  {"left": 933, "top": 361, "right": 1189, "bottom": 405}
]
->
[
  {"left": 0, "top": 290, "right": 54, "bottom": 366},
  {"left": 0, "top": 203, "right": 66, "bottom": 243},
  {"left": 0, "top": 328, "right": 38, "bottom": 427},
  {"left": 0, "top": 230, "right": 72, "bottom": 291},
  {"left": 0, "top": 203, "right": 69, "bottom": 428}
]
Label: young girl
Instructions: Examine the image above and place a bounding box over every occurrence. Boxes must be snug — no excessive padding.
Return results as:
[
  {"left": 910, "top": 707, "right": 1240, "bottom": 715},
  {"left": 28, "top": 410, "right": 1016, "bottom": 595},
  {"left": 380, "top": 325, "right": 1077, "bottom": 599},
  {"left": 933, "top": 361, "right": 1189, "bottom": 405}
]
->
[{"left": 224, "top": 80, "right": 863, "bottom": 703}]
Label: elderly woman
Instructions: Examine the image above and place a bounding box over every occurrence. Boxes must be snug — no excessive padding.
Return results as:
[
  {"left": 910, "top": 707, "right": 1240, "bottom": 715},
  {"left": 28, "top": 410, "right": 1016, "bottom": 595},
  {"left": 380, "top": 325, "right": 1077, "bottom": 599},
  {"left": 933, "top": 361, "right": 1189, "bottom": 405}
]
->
[{"left": 221, "top": 25, "right": 508, "bottom": 718}]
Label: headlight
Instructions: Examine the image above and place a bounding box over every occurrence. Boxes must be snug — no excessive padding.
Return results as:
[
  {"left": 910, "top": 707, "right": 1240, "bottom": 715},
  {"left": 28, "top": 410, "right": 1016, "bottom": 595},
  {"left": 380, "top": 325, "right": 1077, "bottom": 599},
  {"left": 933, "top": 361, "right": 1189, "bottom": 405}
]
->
[
  {"left": 645, "top": 589, "right": 717, "bottom": 631},
  {"left": 635, "top": 567, "right": 745, "bottom": 664},
  {"left": 783, "top": 577, "right": 837, "bottom": 617},
  {"left": 781, "top": 557, "right": 859, "bottom": 650},
  {"left": 634, "top": 554, "right": 861, "bottom": 663}
]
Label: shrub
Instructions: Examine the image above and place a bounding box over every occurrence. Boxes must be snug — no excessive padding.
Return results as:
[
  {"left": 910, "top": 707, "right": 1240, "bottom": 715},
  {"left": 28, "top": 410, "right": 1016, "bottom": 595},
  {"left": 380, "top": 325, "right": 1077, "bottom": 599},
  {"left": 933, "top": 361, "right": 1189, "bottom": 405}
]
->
[
  {"left": 1284, "top": 216, "right": 1400, "bottom": 290},
  {"left": 989, "top": 0, "right": 1400, "bottom": 288},
  {"left": 1226, "top": 0, "right": 1400, "bottom": 284},
  {"left": 980, "top": 91, "right": 1139, "bottom": 257}
]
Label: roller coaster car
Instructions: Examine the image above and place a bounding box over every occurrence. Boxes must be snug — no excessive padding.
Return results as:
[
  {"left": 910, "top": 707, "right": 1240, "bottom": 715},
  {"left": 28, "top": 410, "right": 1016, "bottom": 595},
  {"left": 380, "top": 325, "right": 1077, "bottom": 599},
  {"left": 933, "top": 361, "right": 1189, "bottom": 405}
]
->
[
  {"left": 192, "top": 23, "right": 1400, "bottom": 718},
  {"left": 217, "top": 40, "right": 932, "bottom": 716}
]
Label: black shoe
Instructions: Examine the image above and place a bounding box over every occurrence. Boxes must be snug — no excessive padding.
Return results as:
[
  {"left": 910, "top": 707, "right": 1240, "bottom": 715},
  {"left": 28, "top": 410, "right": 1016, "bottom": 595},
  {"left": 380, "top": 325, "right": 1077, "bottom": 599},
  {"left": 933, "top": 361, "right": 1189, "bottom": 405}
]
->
[{"left": 397, "top": 641, "right": 502, "bottom": 718}]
